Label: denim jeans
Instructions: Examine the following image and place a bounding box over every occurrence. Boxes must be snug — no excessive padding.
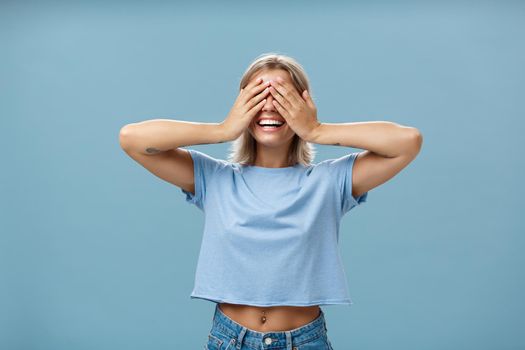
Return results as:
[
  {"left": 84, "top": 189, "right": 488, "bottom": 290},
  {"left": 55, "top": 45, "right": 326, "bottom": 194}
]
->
[{"left": 204, "top": 303, "right": 334, "bottom": 350}]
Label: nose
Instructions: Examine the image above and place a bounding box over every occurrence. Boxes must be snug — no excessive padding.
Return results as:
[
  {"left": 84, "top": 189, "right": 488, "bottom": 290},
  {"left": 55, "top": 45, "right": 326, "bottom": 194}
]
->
[{"left": 261, "top": 91, "right": 277, "bottom": 112}]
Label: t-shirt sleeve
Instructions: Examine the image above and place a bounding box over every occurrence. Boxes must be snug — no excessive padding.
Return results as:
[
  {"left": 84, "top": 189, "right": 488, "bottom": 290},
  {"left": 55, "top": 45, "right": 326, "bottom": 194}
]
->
[
  {"left": 180, "top": 148, "right": 222, "bottom": 211},
  {"left": 328, "top": 152, "right": 369, "bottom": 215}
]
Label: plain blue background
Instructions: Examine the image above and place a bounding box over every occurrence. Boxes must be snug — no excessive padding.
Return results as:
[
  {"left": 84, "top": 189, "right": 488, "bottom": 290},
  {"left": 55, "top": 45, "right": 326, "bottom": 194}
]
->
[{"left": 1, "top": 1, "right": 523, "bottom": 349}]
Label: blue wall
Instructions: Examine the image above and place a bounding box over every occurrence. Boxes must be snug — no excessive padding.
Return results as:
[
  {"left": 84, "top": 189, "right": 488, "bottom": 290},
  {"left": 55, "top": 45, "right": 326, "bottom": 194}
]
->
[{"left": 1, "top": 1, "right": 523, "bottom": 349}]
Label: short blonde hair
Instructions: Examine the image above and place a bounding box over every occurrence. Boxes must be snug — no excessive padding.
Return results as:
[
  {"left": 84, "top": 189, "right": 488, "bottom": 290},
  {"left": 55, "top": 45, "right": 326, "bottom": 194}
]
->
[{"left": 227, "top": 52, "right": 317, "bottom": 166}]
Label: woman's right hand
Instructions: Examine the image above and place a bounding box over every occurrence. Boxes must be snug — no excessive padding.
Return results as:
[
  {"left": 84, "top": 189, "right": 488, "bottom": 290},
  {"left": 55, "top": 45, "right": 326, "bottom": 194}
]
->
[{"left": 220, "top": 77, "right": 270, "bottom": 141}]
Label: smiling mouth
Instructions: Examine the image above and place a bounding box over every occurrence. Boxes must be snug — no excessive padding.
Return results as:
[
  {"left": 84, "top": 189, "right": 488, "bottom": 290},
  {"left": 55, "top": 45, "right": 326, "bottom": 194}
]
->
[
  {"left": 256, "top": 118, "right": 285, "bottom": 128},
  {"left": 256, "top": 123, "right": 285, "bottom": 131}
]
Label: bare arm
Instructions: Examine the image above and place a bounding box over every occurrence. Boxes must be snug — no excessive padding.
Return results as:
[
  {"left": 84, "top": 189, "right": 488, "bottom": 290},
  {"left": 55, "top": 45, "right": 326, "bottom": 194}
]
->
[
  {"left": 119, "top": 75, "right": 271, "bottom": 154},
  {"left": 310, "top": 121, "right": 423, "bottom": 198},
  {"left": 118, "top": 120, "right": 228, "bottom": 196},
  {"left": 118, "top": 76, "right": 271, "bottom": 193},
  {"left": 119, "top": 119, "right": 229, "bottom": 155},
  {"left": 310, "top": 121, "right": 420, "bottom": 157},
  {"left": 118, "top": 120, "right": 229, "bottom": 194}
]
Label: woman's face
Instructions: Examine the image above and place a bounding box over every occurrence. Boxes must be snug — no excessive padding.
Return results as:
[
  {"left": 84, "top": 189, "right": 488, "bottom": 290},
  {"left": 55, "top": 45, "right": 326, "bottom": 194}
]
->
[{"left": 247, "top": 69, "right": 297, "bottom": 148}]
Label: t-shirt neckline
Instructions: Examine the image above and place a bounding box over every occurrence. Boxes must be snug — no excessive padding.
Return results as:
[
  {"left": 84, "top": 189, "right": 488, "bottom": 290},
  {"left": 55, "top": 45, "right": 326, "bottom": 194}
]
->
[{"left": 240, "top": 163, "right": 302, "bottom": 173}]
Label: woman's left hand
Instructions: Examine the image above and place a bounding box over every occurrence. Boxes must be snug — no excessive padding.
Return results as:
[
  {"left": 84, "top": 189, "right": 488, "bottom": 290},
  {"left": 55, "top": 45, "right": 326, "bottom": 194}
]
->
[{"left": 269, "top": 77, "right": 320, "bottom": 142}]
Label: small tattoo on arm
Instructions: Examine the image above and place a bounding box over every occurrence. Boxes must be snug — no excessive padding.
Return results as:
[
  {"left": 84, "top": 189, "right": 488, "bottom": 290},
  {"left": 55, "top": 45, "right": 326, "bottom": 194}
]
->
[
  {"left": 333, "top": 142, "right": 341, "bottom": 146},
  {"left": 146, "top": 147, "right": 161, "bottom": 154}
]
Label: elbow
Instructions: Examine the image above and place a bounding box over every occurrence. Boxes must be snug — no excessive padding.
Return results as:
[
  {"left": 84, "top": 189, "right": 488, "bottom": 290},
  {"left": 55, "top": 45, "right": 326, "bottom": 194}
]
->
[
  {"left": 405, "top": 127, "right": 423, "bottom": 156},
  {"left": 119, "top": 124, "right": 137, "bottom": 152}
]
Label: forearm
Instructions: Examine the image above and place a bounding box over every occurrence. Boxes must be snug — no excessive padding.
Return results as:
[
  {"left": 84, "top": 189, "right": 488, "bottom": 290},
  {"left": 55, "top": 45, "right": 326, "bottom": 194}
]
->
[
  {"left": 311, "top": 121, "right": 422, "bottom": 158},
  {"left": 119, "top": 119, "right": 229, "bottom": 155}
]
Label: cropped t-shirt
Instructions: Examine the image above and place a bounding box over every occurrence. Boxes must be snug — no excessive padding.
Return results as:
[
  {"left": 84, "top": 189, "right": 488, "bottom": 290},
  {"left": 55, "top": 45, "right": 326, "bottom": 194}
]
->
[{"left": 180, "top": 148, "right": 368, "bottom": 307}]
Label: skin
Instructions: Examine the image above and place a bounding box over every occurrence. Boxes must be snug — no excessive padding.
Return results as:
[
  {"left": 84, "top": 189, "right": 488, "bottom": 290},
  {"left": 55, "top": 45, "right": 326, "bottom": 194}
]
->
[
  {"left": 119, "top": 67, "right": 424, "bottom": 333},
  {"left": 245, "top": 68, "right": 317, "bottom": 168},
  {"left": 219, "top": 69, "right": 324, "bottom": 332},
  {"left": 220, "top": 70, "right": 423, "bottom": 331}
]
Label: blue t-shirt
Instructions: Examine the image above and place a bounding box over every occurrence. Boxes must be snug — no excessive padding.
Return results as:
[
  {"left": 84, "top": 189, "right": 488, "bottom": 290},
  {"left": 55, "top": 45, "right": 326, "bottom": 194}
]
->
[{"left": 180, "top": 148, "right": 368, "bottom": 306}]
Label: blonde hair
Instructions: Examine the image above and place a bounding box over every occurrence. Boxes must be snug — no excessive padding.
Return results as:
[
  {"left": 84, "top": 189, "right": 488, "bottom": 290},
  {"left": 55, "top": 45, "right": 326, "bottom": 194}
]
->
[{"left": 226, "top": 52, "right": 317, "bottom": 166}]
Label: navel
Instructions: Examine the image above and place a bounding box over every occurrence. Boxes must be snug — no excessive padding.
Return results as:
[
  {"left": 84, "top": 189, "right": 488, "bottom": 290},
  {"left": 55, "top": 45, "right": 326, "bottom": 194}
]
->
[{"left": 261, "top": 310, "right": 267, "bottom": 323}]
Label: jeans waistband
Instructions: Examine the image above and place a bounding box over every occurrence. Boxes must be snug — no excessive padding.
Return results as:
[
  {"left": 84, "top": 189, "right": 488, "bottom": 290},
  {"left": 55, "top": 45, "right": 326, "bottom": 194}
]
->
[{"left": 211, "top": 304, "right": 327, "bottom": 349}]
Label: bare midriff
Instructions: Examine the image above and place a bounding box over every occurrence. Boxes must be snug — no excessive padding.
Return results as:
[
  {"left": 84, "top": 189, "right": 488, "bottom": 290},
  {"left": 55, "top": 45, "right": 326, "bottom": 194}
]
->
[{"left": 218, "top": 302, "right": 321, "bottom": 332}]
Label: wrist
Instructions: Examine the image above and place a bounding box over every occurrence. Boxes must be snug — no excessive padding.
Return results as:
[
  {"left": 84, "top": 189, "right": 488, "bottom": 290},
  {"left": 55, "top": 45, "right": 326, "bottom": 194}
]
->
[
  {"left": 217, "top": 122, "right": 234, "bottom": 143},
  {"left": 305, "top": 122, "right": 323, "bottom": 143}
]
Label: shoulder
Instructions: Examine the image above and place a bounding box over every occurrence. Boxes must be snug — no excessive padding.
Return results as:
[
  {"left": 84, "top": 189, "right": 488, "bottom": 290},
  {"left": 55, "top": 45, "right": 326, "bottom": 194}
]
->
[
  {"left": 308, "top": 153, "right": 358, "bottom": 172},
  {"left": 184, "top": 148, "right": 233, "bottom": 171}
]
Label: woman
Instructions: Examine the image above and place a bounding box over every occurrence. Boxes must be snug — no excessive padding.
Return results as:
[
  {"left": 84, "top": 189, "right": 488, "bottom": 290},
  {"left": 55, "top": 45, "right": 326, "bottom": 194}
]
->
[{"left": 119, "top": 53, "right": 423, "bottom": 349}]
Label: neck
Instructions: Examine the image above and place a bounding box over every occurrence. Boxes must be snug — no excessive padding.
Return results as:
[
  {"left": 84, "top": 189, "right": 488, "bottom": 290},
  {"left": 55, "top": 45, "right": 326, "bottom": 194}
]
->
[{"left": 254, "top": 142, "right": 293, "bottom": 168}]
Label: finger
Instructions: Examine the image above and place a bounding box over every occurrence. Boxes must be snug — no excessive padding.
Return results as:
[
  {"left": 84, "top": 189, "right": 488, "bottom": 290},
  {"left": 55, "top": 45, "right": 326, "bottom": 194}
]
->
[
  {"left": 239, "top": 84, "right": 265, "bottom": 109},
  {"left": 271, "top": 99, "right": 291, "bottom": 120},
  {"left": 302, "top": 89, "right": 316, "bottom": 109},
  {"left": 247, "top": 97, "right": 267, "bottom": 118},
  {"left": 269, "top": 85, "right": 294, "bottom": 112},
  {"left": 246, "top": 78, "right": 269, "bottom": 100},
  {"left": 242, "top": 77, "right": 265, "bottom": 95},
  {"left": 270, "top": 79, "right": 302, "bottom": 106},
  {"left": 243, "top": 77, "right": 263, "bottom": 91},
  {"left": 245, "top": 86, "right": 270, "bottom": 112},
  {"left": 239, "top": 78, "right": 258, "bottom": 98}
]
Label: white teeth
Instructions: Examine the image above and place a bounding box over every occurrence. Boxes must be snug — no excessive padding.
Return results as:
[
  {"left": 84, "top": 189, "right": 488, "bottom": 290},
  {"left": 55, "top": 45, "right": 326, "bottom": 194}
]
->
[{"left": 258, "top": 119, "right": 284, "bottom": 126}]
